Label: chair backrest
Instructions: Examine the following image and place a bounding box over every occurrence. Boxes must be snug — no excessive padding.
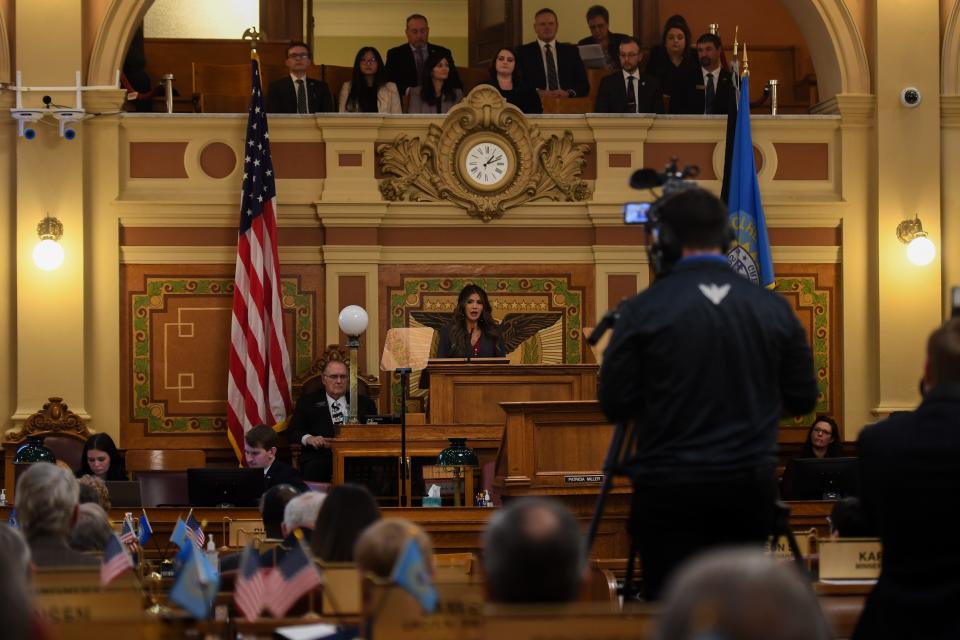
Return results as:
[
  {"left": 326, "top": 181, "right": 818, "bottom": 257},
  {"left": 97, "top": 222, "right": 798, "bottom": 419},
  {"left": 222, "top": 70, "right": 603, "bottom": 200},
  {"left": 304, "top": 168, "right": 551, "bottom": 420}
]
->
[
  {"left": 541, "top": 95, "right": 593, "bottom": 114},
  {"left": 192, "top": 62, "right": 250, "bottom": 97},
  {"left": 458, "top": 66, "right": 491, "bottom": 94},
  {"left": 126, "top": 448, "right": 205, "bottom": 473},
  {"left": 137, "top": 471, "right": 190, "bottom": 508},
  {"left": 321, "top": 64, "right": 353, "bottom": 107},
  {"left": 43, "top": 434, "right": 87, "bottom": 472},
  {"left": 318, "top": 561, "right": 363, "bottom": 615},
  {"left": 586, "top": 68, "right": 607, "bottom": 100}
]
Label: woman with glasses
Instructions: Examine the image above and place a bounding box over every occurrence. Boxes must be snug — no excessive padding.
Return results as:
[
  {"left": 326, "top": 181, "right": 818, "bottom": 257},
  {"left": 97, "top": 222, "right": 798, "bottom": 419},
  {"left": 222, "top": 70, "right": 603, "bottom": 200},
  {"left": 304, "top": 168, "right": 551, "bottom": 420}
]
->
[
  {"left": 407, "top": 51, "right": 463, "bottom": 115},
  {"left": 800, "top": 415, "right": 843, "bottom": 459},
  {"left": 338, "top": 46, "right": 402, "bottom": 114}
]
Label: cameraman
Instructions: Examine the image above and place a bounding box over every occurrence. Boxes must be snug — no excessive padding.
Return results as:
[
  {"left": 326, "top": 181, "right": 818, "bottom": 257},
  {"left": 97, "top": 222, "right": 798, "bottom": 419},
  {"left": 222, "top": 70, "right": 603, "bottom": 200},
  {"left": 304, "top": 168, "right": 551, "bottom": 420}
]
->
[{"left": 598, "top": 187, "right": 818, "bottom": 600}]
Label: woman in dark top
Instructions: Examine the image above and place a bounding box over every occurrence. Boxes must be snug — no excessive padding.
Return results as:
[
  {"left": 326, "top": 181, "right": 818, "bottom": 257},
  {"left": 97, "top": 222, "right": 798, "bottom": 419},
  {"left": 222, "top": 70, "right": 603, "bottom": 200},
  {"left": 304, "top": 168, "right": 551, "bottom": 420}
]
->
[
  {"left": 77, "top": 433, "right": 127, "bottom": 481},
  {"left": 338, "top": 46, "right": 402, "bottom": 114},
  {"left": 644, "top": 14, "right": 700, "bottom": 114},
  {"left": 437, "top": 284, "right": 506, "bottom": 358},
  {"left": 799, "top": 415, "right": 843, "bottom": 459},
  {"left": 311, "top": 483, "right": 381, "bottom": 562},
  {"left": 407, "top": 51, "right": 463, "bottom": 114},
  {"left": 481, "top": 47, "right": 543, "bottom": 114}
]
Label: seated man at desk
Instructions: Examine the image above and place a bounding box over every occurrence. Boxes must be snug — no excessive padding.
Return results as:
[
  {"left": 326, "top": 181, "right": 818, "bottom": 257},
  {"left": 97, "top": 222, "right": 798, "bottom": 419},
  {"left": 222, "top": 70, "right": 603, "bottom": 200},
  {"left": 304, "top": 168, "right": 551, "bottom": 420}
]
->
[
  {"left": 288, "top": 358, "right": 377, "bottom": 482},
  {"left": 244, "top": 424, "right": 308, "bottom": 492}
]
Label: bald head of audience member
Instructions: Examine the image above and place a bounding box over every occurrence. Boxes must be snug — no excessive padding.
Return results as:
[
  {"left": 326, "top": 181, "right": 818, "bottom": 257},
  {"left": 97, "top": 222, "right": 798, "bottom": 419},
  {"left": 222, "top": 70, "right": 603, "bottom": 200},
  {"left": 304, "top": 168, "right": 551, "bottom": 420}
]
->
[
  {"left": 0, "top": 523, "right": 33, "bottom": 640},
  {"left": 656, "top": 548, "right": 830, "bottom": 640},
  {"left": 483, "top": 497, "right": 587, "bottom": 603},
  {"left": 260, "top": 483, "right": 301, "bottom": 539},
  {"left": 15, "top": 462, "right": 79, "bottom": 543},
  {"left": 354, "top": 518, "right": 433, "bottom": 579}
]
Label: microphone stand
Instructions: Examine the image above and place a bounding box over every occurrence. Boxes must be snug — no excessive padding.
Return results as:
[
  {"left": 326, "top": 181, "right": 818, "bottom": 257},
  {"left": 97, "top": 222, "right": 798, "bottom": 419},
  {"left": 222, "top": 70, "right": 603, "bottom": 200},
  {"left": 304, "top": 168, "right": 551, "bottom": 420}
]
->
[{"left": 395, "top": 367, "right": 412, "bottom": 507}]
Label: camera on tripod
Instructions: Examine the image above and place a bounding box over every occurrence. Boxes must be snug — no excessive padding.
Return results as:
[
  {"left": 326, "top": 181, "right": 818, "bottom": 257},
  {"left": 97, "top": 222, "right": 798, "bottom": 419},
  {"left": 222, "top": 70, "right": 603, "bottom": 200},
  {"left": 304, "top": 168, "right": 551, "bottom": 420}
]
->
[{"left": 622, "top": 158, "right": 701, "bottom": 226}]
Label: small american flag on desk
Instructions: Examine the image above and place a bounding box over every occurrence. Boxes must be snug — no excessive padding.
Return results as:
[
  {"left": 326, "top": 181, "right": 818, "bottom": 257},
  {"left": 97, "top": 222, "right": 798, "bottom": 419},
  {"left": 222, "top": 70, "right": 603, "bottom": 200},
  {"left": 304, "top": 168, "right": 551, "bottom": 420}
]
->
[{"left": 226, "top": 53, "right": 293, "bottom": 463}]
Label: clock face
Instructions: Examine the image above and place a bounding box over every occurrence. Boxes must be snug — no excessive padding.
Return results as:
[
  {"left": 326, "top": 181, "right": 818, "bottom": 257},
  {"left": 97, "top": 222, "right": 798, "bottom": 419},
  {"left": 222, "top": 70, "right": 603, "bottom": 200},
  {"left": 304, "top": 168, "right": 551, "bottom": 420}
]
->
[{"left": 463, "top": 141, "right": 511, "bottom": 189}]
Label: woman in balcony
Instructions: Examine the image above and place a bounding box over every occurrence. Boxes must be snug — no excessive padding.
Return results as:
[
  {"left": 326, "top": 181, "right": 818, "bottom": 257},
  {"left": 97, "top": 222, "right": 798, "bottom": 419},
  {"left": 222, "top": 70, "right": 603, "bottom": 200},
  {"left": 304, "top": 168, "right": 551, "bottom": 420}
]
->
[
  {"left": 407, "top": 52, "right": 464, "bottom": 115},
  {"left": 338, "top": 46, "right": 402, "bottom": 114},
  {"left": 481, "top": 47, "right": 543, "bottom": 114},
  {"left": 644, "top": 14, "right": 699, "bottom": 114}
]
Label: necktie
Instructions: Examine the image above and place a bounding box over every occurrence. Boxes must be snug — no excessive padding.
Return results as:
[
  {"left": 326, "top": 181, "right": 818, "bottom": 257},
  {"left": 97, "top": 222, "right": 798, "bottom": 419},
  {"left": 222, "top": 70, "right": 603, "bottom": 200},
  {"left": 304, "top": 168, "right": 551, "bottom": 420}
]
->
[
  {"left": 295, "top": 79, "right": 307, "bottom": 114},
  {"left": 544, "top": 43, "right": 559, "bottom": 91},
  {"left": 626, "top": 76, "right": 637, "bottom": 113},
  {"left": 331, "top": 399, "right": 344, "bottom": 427},
  {"left": 414, "top": 47, "right": 425, "bottom": 80},
  {"left": 704, "top": 73, "right": 715, "bottom": 114}
]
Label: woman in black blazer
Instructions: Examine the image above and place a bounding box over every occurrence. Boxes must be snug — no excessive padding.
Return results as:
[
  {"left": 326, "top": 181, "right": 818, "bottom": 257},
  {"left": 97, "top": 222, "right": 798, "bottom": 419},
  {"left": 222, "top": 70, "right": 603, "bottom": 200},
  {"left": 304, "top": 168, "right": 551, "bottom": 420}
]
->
[
  {"left": 644, "top": 14, "right": 700, "bottom": 114},
  {"left": 437, "top": 285, "right": 506, "bottom": 358},
  {"left": 480, "top": 47, "right": 543, "bottom": 114}
]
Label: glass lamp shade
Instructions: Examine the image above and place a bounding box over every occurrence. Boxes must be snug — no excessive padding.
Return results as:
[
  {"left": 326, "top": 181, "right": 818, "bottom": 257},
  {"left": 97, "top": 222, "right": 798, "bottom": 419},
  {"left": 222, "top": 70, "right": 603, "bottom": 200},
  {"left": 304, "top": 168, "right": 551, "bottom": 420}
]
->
[
  {"left": 437, "top": 437, "right": 479, "bottom": 467},
  {"left": 14, "top": 436, "right": 56, "bottom": 464},
  {"left": 906, "top": 235, "right": 936, "bottom": 266},
  {"left": 33, "top": 239, "right": 65, "bottom": 271},
  {"left": 338, "top": 305, "right": 369, "bottom": 336}
]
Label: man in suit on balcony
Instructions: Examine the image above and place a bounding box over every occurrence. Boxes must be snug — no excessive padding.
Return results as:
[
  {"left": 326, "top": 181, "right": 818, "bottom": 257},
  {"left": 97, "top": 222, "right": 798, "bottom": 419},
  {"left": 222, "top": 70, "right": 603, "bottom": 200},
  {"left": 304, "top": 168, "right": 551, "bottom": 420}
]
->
[
  {"left": 594, "top": 38, "right": 663, "bottom": 114},
  {"left": 673, "top": 33, "right": 732, "bottom": 115},
  {"left": 266, "top": 41, "right": 335, "bottom": 114},
  {"left": 385, "top": 14, "right": 462, "bottom": 99},
  {"left": 287, "top": 359, "right": 377, "bottom": 482},
  {"left": 517, "top": 8, "right": 590, "bottom": 99}
]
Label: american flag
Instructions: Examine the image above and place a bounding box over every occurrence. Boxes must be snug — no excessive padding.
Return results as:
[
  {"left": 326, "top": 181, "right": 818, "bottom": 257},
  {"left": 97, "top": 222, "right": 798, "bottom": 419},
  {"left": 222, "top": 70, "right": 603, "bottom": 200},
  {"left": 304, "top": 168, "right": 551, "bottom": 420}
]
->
[
  {"left": 186, "top": 512, "right": 206, "bottom": 548},
  {"left": 226, "top": 53, "right": 293, "bottom": 463},
  {"left": 100, "top": 533, "right": 134, "bottom": 586},
  {"left": 120, "top": 514, "right": 137, "bottom": 545},
  {"left": 234, "top": 543, "right": 266, "bottom": 622},
  {"left": 263, "top": 539, "right": 322, "bottom": 618}
]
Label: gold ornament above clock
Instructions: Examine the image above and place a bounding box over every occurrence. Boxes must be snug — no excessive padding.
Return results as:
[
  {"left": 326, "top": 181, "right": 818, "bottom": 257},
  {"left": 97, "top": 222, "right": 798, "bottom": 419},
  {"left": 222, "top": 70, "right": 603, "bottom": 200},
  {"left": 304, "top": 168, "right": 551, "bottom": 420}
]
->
[{"left": 377, "top": 85, "right": 593, "bottom": 222}]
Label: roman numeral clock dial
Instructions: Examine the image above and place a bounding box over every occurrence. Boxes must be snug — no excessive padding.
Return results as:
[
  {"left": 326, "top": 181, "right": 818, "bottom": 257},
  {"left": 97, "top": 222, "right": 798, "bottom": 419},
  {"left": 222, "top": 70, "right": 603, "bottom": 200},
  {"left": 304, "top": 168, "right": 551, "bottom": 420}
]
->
[{"left": 458, "top": 136, "right": 515, "bottom": 192}]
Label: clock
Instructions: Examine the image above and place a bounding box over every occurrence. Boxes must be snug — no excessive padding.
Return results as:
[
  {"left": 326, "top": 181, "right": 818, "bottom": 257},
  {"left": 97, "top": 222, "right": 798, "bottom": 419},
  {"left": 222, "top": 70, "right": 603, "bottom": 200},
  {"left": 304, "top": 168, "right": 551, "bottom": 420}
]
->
[{"left": 457, "top": 134, "right": 516, "bottom": 192}]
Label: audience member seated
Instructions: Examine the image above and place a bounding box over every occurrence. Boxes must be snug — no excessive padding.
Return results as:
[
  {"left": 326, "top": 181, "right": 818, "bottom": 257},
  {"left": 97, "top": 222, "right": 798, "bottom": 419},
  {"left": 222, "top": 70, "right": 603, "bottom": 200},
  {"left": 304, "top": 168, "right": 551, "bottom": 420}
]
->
[
  {"left": 244, "top": 423, "right": 308, "bottom": 492},
  {"left": 338, "top": 47, "right": 402, "bottom": 114},
  {"left": 355, "top": 518, "right": 433, "bottom": 579},
  {"left": 288, "top": 357, "right": 377, "bottom": 483},
  {"left": 16, "top": 462, "right": 99, "bottom": 567},
  {"left": 0, "top": 523, "right": 35, "bottom": 640},
  {"left": 221, "top": 483, "right": 302, "bottom": 571},
  {"left": 678, "top": 33, "right": 733, "bottom": 115},
  {"left": 311, "top": 483, "right": 381, "bottom": 562},
  {"left": 594, "top": 37, "right": 662, "bottom": 114},
  {"left": 644, "top": 14, "right": 699, "bottom": 114},
  {"left": 656, "top": 548, "right": 831, "bottom": 640},
  {"left": 69, "top": 502, "right": 112, "bottom": 553},
  {"left": 577, "top": 4, "right": 630, "bottom": 70},
  {"left": 480, "top": 47, "right": 543, "bottom": 114},
  {"left": 829, "top": 497, "right": 872, "bottom": 538},
  {"left": 437, "top": 284, "right": 506, "bottom": 358},
  {"left": 483, "top": 497, "right": 586, "bottom": 603},
  {"left": 518, "top": 8, "right": 590, "bottom": 99},
  {"left": 853, "top": 318, "right": 960, "bottom": 639},
  {"left": 77, "top": 432, "right": 127, "bottom": 481},
  {"left": 385, "top": 14, "right": 462, "bottom": 99},
  {"left": 282, "top": 491, "right": 326, "bottom": 543},
  {"left": 407, "top": 52, "right": 464, "bottom": 115},
  {"left": 266, "top": 41, "right": 335, "bottom": 114},
  {"left": 77, "top": 474, "right": 112, "bottom": 510}
]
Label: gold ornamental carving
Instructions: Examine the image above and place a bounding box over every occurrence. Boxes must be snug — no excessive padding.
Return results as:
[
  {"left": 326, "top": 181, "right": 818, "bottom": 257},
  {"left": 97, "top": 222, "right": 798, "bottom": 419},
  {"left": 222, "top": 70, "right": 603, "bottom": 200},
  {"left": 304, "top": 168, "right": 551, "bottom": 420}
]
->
[
  {"left": 377, "top": 85, "right": 593, "bottom": 222},
  {"left": 3, "top": 396, "right": 90, "bottom": 443}
]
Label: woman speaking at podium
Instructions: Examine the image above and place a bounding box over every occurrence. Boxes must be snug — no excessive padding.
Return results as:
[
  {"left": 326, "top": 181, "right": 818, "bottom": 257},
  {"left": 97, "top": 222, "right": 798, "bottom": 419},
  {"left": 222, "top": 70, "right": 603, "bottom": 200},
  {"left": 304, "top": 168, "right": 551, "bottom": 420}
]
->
[{"left": 437, "top": 285, "right": 506, "bottom": 358}]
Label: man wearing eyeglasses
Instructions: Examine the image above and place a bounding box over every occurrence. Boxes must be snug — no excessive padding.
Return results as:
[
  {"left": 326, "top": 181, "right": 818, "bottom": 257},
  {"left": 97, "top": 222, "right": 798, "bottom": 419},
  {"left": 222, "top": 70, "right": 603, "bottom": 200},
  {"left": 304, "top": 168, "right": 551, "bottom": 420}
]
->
[
  {"left": 266, "top": 41, "right": 335, "bottom": 114},
  {"left": 594, "top": 38, "right": 663, "bottom": 114},
  {"left": 287, "top": 359, "right": 377, "bottom": 482}
]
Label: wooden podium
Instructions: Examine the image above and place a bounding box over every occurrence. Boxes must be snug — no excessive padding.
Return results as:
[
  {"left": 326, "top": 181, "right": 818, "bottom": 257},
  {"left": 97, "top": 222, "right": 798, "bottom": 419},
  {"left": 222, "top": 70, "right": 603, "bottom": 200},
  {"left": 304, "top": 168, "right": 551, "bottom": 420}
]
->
[{"left": 425, "top": 361, "right": 598, "bottom": 425}]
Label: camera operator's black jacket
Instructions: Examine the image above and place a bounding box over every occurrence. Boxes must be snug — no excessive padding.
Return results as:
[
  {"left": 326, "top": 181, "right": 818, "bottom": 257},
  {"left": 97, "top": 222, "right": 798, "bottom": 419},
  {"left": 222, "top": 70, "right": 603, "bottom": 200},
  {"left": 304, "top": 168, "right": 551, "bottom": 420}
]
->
[{"left": 598, "top": 256, "right": 817, "bottom": 481}]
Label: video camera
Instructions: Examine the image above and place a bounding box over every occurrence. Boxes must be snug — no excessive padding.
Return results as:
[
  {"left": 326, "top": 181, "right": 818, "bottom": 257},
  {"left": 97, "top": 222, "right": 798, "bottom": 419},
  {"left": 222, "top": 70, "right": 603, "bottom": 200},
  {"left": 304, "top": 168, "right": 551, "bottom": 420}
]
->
[{"left": 621, "top": 158, "right": 701, "bottom": 277}]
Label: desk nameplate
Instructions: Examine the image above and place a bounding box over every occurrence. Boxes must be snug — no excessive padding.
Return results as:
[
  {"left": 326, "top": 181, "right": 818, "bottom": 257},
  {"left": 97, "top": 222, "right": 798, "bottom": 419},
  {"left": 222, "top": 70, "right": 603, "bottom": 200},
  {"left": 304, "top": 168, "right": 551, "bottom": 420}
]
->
[{"left": 819, "top": 538, "right": 882, "bottom": 580}]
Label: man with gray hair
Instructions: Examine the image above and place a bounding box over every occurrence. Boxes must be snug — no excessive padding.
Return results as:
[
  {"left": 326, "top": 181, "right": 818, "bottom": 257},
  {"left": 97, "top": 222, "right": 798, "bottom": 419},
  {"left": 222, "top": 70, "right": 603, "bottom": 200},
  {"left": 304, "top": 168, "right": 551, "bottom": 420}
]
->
[
  {"left": 15, "top": 462, "right": 98, "bottom": 566},
  {"left": 0, "top": 523, "right": 34, "bottom": 640},
  {"left": 482, "top": 497, "right": 587, "bottom": 603},
  {"left": 69, "top": 502, "right": 113, "bottom": 552},
  {"left": 282, "top": 490, "right": 326, "bottom": 540}
]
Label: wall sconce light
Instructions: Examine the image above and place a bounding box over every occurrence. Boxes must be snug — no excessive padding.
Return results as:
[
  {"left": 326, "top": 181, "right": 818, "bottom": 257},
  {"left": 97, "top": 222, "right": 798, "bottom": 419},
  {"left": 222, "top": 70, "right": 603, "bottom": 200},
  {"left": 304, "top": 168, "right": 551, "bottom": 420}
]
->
[
  {"left": 896, "top": 214, "right": 936, "bottom": 266},
  {"left": 33, "top": 214, "right": 64, "bottom": 271}
]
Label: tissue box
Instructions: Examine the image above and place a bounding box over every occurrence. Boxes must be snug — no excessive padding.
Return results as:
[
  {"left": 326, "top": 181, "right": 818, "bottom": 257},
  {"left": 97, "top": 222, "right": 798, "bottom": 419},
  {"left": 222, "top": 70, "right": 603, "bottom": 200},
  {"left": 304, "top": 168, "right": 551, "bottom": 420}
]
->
[{"left": 422, "top": 497, "right": 442, "bottom": 508}]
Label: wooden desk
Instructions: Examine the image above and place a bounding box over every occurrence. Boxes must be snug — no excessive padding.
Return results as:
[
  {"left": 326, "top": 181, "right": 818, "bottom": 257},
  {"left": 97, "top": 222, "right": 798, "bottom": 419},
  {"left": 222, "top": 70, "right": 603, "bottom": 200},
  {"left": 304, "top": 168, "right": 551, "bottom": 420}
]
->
[{"left": 425, "top": 363, "right": 597, "bottom": 425}]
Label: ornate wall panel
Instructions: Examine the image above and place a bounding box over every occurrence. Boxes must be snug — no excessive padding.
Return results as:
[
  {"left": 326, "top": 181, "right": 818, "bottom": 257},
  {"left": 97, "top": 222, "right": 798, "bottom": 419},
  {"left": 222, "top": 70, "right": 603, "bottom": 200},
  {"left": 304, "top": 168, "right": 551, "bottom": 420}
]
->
[
  {"left": 379, "top": 265, "right": 595, "bottom": 413},
  {"left": 121, "top": 264, "right": 323, "bottom": 449}
]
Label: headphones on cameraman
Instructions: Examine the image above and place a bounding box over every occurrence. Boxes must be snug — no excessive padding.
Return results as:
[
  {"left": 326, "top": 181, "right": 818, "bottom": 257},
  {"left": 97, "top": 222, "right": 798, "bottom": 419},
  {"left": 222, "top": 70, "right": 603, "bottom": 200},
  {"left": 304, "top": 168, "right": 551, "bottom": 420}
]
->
[{"left": 645, "top": 189, "right": 734, "bottom": 278}]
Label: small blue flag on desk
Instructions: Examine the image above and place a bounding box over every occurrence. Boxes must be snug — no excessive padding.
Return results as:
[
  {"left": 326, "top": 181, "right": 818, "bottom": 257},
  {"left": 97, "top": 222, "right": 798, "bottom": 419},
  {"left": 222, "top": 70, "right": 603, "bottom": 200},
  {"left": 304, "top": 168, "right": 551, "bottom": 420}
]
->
[
  {"left": 169, "top": 542, "right": 219, "bottom": 619},
  {"left": 391, "top": 537, "right": 438, "bottom": 613},
  {"left": 138, "top": 510, "right": 153, "bottom": 546}
]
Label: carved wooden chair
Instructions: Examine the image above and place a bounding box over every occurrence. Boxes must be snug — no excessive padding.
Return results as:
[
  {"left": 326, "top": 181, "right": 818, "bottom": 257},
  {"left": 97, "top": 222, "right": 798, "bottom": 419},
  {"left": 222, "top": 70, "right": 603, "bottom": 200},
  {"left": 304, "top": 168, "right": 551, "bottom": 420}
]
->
[{"left": 2, "top": 396, "right": 92, "bottom": 500}]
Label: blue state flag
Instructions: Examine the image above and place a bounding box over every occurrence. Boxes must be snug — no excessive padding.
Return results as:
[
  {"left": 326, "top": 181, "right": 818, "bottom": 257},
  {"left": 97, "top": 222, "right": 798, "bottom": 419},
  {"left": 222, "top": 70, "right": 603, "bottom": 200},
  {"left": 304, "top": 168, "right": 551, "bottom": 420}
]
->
[
  {"left": 169, "top": 543, "right": 220, "bottom": 619},
  {"left": 7, "top": 507, "right": 17, "bottom": 528},
  {"left": 726, "top": 72, "right": 775, "bottom": 288},
  {"left": 170, "top": 516, "right": 188, "bottom": 548},
  {"left": 138, "top": 511, "right": 153, "bottom": 546},
  {"left": 390, "top": 538, "right": 438, "bottom": 614}
]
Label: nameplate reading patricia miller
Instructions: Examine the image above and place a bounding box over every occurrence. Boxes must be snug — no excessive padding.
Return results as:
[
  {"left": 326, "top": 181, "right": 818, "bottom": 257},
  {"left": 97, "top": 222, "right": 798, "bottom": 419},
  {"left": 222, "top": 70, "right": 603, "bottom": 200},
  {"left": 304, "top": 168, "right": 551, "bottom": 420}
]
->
[
  {"left": 819, "top": 538, "right": 883, "bottom": 580},
  {"left": 564, "top": 475, "right": 603, "bottom": 484}
]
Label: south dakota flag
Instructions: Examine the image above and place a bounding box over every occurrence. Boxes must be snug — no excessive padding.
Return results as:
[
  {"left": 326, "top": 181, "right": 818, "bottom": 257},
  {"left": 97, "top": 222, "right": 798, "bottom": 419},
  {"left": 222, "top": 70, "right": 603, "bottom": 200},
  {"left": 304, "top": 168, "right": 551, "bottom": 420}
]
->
[{"left": 726, "top": 71, "right": 775, "bottom": 288}]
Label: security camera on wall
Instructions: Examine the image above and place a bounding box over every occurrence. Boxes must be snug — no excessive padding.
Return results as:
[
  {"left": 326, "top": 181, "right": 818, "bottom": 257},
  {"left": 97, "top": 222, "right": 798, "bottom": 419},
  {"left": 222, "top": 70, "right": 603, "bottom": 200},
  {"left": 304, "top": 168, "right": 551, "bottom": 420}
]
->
[{"left": 901, "top": 87, "right": 922, "bottom": 108}]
